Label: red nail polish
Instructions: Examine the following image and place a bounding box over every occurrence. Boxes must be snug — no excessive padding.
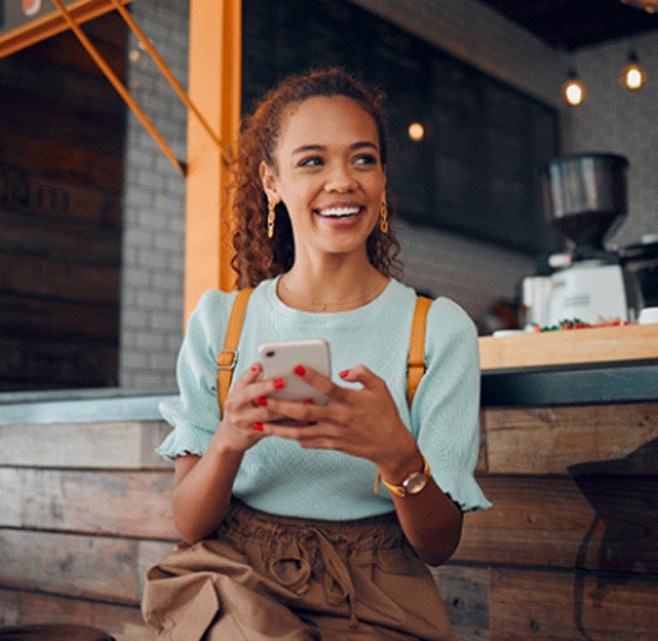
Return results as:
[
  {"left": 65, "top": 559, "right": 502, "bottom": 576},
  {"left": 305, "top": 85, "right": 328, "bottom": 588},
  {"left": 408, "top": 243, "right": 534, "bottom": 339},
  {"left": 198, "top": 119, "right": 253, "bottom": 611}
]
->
[
  {"left": 274, "top": 378, "right": 286, "bottom": 390},
  {"left": 251, "top": 364, "right": 259, "bottom": 372},
  {"left": 256, "top": 396, "right": 268, "bottom": 407},
  {"left": 294, "top": 365, "right": 306, "bottom": 376},
  {"left": 339, "top": 369, "right": 350, "bottom": 379},
  {"left": 252, "top": 422, "right": 264, "bottom": 432},
  {"left": 303, "top": 398, "right": 316, "bottom": 405}
]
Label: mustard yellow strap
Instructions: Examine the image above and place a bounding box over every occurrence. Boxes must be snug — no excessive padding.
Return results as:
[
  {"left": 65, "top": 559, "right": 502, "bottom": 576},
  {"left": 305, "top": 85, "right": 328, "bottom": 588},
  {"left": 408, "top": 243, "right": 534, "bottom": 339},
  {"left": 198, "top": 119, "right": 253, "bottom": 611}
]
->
[
  {"left": 216, "top": 288, "right": 254, "bottom": 414},
  {"left": 407, "top": 295, "right": 431, "bottom": 406},
  {"left": 374, "top": 455, "right": 431, "bottom": 496}
]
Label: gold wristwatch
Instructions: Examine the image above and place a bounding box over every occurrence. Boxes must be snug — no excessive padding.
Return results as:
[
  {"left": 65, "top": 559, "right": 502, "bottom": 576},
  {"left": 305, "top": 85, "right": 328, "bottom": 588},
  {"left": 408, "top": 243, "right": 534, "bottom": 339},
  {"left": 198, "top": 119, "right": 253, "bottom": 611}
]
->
[{"left": 374, "top": 456, "right": 432, "bottom": 498}]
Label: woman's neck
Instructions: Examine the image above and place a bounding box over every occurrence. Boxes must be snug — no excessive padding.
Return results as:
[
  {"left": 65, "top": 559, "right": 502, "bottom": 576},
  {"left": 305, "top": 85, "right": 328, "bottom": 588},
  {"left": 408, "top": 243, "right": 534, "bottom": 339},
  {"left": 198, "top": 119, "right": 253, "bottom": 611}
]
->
[{"left": 278, "top": 258, "right": 389, "bottom": 312}]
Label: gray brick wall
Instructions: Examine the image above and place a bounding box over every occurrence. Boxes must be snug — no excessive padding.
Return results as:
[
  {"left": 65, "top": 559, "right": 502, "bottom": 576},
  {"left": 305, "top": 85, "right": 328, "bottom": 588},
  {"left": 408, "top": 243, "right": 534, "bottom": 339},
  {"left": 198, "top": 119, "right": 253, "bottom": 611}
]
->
[{"left": 118, "top": 0, "right": 188, "bottom": 388}]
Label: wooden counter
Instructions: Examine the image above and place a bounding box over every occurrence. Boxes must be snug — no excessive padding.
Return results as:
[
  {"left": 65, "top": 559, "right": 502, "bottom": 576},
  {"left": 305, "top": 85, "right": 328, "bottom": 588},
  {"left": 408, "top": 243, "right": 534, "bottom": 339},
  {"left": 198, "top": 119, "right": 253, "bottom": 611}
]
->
[{"left": 479, "top": 323, "right": 658, "bottom": 371}]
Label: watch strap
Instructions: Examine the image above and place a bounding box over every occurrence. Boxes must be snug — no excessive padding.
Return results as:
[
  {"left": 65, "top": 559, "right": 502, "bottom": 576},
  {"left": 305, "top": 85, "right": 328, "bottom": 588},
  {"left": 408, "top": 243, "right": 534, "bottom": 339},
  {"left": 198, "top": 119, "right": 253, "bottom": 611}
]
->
[{"left": 374, "top": 455, "right": 431, "bottom": 497}]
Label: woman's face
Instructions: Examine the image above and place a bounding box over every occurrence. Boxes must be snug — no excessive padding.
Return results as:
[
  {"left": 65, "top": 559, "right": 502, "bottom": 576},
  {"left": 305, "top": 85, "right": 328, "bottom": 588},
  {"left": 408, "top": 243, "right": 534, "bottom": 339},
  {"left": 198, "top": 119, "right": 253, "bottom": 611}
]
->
[{"left": 261, "top": 95, "right": 386, "bottom": 264}]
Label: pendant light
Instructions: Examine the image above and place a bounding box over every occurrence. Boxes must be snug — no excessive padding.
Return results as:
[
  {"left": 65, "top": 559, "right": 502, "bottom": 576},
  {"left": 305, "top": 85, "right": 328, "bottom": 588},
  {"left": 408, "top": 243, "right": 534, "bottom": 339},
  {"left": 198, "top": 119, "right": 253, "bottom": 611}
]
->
[
  {"left": 620, "top": 51, "right": 648, "bottom": 90},
  {"left": 562, "top": 70, "right": 587, "bottom": 106}
]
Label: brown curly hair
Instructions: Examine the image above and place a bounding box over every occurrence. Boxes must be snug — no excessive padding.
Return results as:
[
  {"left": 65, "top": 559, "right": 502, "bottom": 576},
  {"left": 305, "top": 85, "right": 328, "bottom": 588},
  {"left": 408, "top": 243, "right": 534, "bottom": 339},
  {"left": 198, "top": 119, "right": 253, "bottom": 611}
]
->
[{"left": 229, "top": 68, "right": 402, "bottom": 288}]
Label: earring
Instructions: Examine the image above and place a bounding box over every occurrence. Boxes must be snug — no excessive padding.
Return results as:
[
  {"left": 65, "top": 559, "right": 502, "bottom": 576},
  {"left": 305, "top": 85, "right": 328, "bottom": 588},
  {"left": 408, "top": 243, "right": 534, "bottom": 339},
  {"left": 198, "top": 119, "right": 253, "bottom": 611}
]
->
[
  {"left": 379, "top": 193, "right": 389, "bottom": 234},
  {"left": 267, "top": 196, "right": 276, "bottom": 239}
]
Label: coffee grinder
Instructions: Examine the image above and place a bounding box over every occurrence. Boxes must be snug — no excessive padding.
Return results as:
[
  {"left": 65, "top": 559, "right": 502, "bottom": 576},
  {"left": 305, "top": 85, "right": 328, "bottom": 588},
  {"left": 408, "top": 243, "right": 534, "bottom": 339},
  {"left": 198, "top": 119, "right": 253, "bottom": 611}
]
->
[{"left": 527, "top": 153, "right": 642, "bottom": 327}]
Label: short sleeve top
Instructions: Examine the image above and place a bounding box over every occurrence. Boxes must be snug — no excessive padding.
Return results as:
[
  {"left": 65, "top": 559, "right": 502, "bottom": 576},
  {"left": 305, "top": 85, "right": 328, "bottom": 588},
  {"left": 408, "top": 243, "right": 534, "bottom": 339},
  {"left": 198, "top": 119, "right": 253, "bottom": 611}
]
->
[{"left": 157, "top": 277, "right": 491, "bottom": 519}]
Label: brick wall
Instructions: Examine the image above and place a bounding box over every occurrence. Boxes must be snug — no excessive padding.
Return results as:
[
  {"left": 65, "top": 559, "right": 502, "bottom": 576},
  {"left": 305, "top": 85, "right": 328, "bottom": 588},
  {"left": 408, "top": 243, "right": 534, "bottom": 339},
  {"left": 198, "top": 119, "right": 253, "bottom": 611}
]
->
[{"left": 118, "top": 0, "right": 188, "bottom": 388}]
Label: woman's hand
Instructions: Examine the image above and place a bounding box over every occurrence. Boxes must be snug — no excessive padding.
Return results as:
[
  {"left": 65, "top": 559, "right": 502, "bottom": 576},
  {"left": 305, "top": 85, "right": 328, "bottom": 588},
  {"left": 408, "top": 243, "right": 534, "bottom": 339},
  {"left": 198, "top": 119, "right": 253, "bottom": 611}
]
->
[
  {"left": 209, "top": 362, "right": 286, "bottom": 455},
  {"left": 260, "top": 364, "right": 419, "bottom": 476}
]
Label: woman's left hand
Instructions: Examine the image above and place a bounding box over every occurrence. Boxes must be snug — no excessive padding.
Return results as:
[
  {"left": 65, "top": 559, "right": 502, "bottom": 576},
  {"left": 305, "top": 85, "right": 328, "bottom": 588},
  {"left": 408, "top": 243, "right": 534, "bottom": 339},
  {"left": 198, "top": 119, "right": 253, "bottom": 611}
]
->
[{"left": 261, "top": 365, "right": 419, "bottom": 473}]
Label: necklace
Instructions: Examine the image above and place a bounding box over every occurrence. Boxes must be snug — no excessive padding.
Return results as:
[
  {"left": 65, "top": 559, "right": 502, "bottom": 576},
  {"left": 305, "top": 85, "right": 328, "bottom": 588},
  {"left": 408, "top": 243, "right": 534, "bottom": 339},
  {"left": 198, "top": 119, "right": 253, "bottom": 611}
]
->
[{"left": 278, "top": 276, "right": 388, "bottom": 312}]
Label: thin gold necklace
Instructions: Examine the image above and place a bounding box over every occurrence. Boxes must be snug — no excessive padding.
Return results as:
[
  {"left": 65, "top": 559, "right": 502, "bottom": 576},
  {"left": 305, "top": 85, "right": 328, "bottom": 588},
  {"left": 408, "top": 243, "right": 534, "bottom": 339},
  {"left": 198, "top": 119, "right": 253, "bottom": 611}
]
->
[{"left": 278, "top": 276, "right": 388, "bottom": 312}]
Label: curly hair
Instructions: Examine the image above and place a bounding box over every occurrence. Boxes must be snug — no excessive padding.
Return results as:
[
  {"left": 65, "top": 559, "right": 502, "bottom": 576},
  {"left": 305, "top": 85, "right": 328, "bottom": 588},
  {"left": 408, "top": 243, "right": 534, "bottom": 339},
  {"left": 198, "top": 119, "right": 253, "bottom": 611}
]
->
[{"left": 229, "top": 68, "right": 402, "bottom": 288}]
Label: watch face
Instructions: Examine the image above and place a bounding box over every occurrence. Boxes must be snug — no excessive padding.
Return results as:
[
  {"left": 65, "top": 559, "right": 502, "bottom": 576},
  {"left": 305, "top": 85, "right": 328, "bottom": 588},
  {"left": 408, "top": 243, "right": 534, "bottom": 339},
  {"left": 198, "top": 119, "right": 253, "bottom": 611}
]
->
[{"left": 403, "top": 471, "right": 428, "bottom": 495}]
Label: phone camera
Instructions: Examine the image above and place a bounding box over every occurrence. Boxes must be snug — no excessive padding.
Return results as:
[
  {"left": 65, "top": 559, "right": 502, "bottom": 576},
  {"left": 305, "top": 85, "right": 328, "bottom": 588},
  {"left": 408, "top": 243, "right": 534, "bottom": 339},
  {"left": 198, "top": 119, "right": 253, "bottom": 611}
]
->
[{"left": 265, "top": 350, "right": 275, "bottom": 358}]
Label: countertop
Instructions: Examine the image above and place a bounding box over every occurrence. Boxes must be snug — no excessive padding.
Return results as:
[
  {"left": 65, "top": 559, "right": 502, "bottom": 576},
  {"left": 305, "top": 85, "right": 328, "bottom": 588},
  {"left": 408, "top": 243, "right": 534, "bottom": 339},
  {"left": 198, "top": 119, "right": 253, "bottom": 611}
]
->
[{"left": 479, "top": 323, "right": 658, "bottom": 407}]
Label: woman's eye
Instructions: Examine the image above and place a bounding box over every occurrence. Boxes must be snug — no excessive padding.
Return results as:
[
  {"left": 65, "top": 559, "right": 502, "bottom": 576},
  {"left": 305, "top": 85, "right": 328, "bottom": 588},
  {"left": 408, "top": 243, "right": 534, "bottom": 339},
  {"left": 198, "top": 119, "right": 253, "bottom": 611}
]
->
[
  {"left": 298, "top": 156, "right": 323, "bottom": 168},
  {"left": 354, "top": 154, "right": 378, "bottom": 166}
]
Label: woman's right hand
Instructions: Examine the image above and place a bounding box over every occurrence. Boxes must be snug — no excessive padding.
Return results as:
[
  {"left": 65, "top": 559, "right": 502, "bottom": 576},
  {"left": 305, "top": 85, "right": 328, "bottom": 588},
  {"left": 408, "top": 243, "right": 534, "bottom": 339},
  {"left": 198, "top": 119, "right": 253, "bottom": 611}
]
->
[
  {"left": 209, "top": 362, "right": 284, "bottom": 454},
  {"left": 173, "top": 362, "right": 284, "bottom": 543}
]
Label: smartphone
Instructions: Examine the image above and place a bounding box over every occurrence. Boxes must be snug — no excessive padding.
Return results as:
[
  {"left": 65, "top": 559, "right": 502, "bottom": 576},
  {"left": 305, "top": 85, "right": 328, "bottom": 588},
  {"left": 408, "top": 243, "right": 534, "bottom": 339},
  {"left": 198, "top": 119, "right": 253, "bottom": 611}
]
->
[{"left": 258, "top": 339, "right": 331, "bottom": 405}]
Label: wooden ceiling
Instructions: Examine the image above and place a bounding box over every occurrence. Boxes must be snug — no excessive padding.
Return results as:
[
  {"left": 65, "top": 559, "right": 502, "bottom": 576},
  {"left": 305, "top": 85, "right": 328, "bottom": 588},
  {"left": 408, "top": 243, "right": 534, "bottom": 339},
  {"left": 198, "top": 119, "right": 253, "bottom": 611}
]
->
[{"left": 477, "top": 0, "right": 658, "bottom": 50}]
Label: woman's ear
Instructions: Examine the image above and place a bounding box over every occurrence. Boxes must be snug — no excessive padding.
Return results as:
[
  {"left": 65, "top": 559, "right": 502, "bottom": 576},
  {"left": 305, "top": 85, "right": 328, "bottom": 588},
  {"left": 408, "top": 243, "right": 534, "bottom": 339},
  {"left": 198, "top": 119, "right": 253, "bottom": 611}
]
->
[{"left": 259, "top": 161, "right": 278, "bottom": 201}]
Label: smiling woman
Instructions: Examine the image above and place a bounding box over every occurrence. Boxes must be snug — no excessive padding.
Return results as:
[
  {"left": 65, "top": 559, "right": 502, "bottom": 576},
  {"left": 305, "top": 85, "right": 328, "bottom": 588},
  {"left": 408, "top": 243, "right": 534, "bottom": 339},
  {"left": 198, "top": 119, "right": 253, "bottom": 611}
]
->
[{"left": 142, "top": 68, "right": 490, "bottom": 641}]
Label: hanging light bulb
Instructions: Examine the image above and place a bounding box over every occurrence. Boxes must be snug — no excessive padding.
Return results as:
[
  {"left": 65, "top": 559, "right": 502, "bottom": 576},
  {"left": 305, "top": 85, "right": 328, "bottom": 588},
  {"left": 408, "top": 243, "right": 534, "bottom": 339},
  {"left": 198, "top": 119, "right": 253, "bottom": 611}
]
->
[
  {"left": 562, "top": 70, "right": 587, "bottom": 106},
  {"left": 620, "top": 51, "right": 648, "bottom": 90}
]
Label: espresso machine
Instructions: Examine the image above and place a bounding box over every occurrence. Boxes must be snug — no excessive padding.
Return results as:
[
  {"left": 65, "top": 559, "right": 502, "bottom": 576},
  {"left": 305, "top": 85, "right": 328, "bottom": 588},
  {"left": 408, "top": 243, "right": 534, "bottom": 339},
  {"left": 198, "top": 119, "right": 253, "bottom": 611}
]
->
[{"left": 523, "top": 153, "right": 643, "bottom": 328}]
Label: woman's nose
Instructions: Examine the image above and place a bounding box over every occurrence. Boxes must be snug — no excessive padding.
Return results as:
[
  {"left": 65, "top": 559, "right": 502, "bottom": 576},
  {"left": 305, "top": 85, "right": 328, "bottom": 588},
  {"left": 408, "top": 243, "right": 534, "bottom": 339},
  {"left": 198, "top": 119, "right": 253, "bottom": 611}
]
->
[{"left": 324, "top": 163, "right": 357, "bottom": 192}]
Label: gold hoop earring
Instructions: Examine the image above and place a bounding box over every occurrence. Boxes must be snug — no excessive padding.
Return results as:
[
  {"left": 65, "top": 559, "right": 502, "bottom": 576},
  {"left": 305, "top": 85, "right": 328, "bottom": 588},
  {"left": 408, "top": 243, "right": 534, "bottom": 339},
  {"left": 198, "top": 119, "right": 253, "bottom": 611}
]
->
[
  {"left": 379, "top": 193, "right": 389, "bottom": 234},
  {"left": 267, "top": 196, "right": 277, "bottom": 239}
]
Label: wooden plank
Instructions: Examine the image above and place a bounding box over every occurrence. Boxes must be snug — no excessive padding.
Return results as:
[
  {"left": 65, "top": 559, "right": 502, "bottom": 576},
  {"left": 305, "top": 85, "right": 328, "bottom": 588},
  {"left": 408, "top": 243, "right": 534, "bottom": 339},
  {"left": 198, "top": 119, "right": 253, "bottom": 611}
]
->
[
  {"left": 432, "top": 565, "right": 490, "bottom": 641},
  {"left": 0, "top": 588, "right": 153, "bottom": 641},
  {"left": 0, "top": 421, "right": 172, "bottom": 469},
  {"left": 0, "top": 529, "right": 138, "bottom": 604},
  {"left": 0, "top": 132, "right": 123, "bottom": 190},
  {"left": 0, "top": 468, "right": 178, "bottom": 540},
  {"left": 483, "top": 402, "right": 658, "bottom": 475},
  {"left": 0, "top": 529, "right": 173, "bottom": 605},
  {"left": 0, "top": 255, "right": 119, "bottom": 304},
  {"left": 455, "top": 475, "right": 658, "bottom": 574},
  {"left": 479, "top": 323, "right": 658, "bottom": 370},
  {"left": 0, "top": 293, "right": 119, "bottom": 343},
  {"left": 0, "top": 165, "right": 122, "bottom": 226},
  {"left": 0, "top": 336, "right": 119, "bottom": 390},
  {"left": 490, "top": 567, "right": 658, "bottom": 640}
]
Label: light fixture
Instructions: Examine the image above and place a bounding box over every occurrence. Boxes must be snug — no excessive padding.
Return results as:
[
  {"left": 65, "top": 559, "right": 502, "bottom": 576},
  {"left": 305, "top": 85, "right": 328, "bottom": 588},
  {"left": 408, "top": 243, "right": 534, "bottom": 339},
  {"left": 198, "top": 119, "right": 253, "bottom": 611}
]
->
[
  {"left": 620, "top": 0, "right": 658, "bottom": 13},
  {"left": 408, "top": 122, "right": 425, "bottom": 142},
  {"left": 561, "top": 70, "right": 587, "bottom": 107},
  {"left": 620, "top": 50, "right": 648, "bottom": 90}
]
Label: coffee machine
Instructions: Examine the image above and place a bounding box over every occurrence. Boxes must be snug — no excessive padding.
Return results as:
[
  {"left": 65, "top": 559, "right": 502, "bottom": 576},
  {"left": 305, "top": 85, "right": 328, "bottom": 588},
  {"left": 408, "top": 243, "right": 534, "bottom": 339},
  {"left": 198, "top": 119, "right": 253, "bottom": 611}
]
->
[{"left": 523, "top": 153, "right": 642, "bottom": 328}]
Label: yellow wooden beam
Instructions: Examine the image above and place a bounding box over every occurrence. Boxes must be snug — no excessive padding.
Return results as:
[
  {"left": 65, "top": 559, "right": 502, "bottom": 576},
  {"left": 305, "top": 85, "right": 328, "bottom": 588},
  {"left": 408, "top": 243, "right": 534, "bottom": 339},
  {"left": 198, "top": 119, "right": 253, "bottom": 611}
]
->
[
  {"left": 184, "top": 0, "right": 242, "bottom": 321},
  {"left": 0, "top": 0, "right": 132, "bottom": 60}
]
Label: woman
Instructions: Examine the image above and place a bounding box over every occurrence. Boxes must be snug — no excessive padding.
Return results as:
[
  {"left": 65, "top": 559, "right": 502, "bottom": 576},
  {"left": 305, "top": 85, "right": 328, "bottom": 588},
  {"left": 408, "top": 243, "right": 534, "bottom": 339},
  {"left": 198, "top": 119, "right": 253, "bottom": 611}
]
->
[{"left": 142, "top": 68, "right": 490, "bottom": 641}]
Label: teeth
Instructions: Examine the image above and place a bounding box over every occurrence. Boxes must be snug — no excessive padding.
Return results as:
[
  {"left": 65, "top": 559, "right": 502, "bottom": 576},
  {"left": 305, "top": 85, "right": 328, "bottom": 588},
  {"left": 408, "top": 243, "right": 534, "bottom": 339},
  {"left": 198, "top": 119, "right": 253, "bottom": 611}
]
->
[{"left": 316, "top": 206, "right": 360, "bottom": 218}]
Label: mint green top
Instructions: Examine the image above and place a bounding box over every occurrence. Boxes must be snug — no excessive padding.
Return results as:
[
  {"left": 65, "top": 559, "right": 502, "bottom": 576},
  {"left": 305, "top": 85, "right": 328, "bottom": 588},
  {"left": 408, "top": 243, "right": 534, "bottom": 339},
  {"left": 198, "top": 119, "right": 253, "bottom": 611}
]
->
[{"left": 157, "top": 277, "right": 491, "bottom": 519}]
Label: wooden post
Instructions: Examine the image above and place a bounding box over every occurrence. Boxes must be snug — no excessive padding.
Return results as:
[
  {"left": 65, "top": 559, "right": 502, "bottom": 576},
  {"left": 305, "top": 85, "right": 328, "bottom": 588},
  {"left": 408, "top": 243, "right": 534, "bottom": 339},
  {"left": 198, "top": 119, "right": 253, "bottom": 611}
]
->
[{"left": 184, "top": 0, "right": 242, "bottom": 321}]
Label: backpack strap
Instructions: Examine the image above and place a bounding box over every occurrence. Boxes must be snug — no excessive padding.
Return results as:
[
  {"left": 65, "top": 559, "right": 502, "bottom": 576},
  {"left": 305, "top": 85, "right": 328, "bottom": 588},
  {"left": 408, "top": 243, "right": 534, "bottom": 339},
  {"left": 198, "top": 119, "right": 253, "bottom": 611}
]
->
[
  {"left": 407, "top": 296, "right": 432, "bottom": 406},
  {"left": 216, "top": 288, "right": 254, "bottom": 414}
]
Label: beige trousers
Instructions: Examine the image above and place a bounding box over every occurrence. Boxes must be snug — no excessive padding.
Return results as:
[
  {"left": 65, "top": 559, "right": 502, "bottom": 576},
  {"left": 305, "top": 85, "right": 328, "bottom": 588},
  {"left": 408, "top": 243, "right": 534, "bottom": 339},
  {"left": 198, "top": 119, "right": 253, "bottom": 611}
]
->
[{"left": 142, "top": 500, "right": 455, "bottom": 641}]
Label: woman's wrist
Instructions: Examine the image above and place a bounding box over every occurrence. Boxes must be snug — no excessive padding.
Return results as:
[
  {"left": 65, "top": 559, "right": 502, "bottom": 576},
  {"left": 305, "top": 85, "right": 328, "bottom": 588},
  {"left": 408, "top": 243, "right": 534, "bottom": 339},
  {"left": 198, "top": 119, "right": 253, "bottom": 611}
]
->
[{"left": 376, "top": 436, "right": 423, "bottom": 484}]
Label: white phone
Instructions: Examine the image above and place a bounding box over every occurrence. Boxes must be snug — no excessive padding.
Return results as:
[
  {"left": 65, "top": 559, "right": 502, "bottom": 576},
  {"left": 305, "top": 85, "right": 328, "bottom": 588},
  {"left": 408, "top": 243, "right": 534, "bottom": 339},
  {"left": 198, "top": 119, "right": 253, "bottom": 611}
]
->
[{"left": 258, "top": 339, "right": 331, "bottom": 405}]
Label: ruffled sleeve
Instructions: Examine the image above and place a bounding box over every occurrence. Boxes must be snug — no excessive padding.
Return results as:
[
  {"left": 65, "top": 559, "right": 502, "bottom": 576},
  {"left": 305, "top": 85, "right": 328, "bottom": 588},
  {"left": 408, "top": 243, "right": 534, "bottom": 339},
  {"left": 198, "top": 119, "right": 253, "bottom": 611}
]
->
[
  {"left": 156, "top": 289, "right": 238, "bottom": 461},
  {"left": 411, "top": 297, "right": 491, "bottom": 512}
]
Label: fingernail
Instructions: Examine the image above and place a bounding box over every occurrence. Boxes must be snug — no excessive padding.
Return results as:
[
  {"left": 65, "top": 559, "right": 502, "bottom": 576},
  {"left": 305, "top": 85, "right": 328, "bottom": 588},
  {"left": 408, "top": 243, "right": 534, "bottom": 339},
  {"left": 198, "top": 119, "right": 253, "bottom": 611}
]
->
[
  {"left": 251, "top": 364, "right": 259, "bottom": 372},
  {"left": 274, "top": 378, "right": 286, "bottom": 390},
  {"left": 252, "top": 422, "right": 264, "bottom": 432},
  {"left": 303, "top": 398, "right": 316, "bottom": 405},
  {"left": 256, "top": 396, "right": 268, "bottom": 407},
  {"left": 294, "top": 365, "right": 306, "bottom": 376},
  {"left": 339, "top": 369, "right": 350, "bottom": 379}
]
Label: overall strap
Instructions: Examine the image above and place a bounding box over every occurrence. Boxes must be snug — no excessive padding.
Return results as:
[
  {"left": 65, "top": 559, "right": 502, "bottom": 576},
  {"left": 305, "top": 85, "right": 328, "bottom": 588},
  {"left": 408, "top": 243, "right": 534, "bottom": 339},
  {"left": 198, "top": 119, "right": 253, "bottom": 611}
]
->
[
  {"left": 407, "top": 296, "right": 432, "bottom": 406},
  {"left": 216, "top": 288, "right": 254, "bottom": 414}
]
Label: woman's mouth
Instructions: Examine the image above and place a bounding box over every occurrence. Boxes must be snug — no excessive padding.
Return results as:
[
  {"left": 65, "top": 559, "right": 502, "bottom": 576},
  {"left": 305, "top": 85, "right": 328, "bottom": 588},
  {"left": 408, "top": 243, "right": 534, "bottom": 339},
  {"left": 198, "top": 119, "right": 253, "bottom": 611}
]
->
[{"left": 314, "top": 206, "right": 362, "bottom": 219}]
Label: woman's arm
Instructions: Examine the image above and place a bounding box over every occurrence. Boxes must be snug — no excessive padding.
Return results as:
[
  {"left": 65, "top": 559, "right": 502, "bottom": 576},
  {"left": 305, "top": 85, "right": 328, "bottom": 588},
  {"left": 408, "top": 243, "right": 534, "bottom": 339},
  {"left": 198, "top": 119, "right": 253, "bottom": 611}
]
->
[
  {"left": 261, "top": 365, "right": 464, "bottom": 565},
  {"left": 171, "top": 363, "right": 284, "bottom": 544}
]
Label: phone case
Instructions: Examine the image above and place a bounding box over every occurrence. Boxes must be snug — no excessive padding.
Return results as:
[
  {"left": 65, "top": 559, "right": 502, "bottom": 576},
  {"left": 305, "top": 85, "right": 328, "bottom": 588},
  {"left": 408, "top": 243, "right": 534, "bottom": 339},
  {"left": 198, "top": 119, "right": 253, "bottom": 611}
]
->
[{"left": 258, "top": 339, "right": 331, "bottom": 405}]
